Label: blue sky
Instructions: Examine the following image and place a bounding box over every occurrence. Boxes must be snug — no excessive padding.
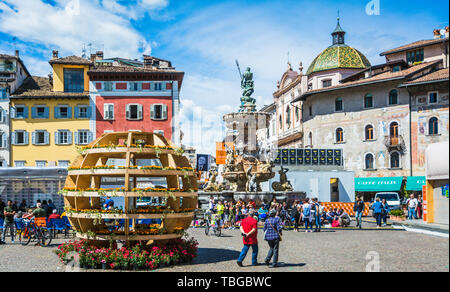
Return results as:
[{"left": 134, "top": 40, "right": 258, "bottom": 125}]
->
[{"left": 1, "top": 0, "right": 448, "bottom": 155}]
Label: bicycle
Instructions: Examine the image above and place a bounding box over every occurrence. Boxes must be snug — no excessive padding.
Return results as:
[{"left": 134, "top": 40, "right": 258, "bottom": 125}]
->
[
  {"left": 19, "top": 218, "right": 52, "bottom": 247},
  {"left": 204, "top": 211, "right": 222, "bottom": 237}
]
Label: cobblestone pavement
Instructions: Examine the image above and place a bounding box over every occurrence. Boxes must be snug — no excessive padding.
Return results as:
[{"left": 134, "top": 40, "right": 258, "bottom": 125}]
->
[{"left": 0, "top": 227, "right": 448, "bottom": 272}]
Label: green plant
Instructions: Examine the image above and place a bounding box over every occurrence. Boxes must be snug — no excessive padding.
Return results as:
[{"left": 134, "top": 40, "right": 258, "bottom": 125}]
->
[{"left": 390, "top": 209, "right": 405, "bottom": 217}]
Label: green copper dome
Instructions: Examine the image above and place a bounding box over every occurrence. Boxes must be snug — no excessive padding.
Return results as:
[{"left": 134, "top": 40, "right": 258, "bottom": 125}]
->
[{"left": 307, "top": 18, "right": 371, "bottom": 75}]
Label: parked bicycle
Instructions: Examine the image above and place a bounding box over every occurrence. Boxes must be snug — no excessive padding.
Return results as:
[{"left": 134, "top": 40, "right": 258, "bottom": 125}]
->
[
  {"left": 19, "top": 218, "right": 52, "bottom": 247},
  {"left": 204, "top": 211, "right": 222, "bottom": 237}
]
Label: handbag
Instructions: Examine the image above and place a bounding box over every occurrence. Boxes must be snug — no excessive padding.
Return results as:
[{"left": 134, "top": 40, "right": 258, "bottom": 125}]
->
[{"left": 268, "top": 219, "right": 282, "bottom": 242}]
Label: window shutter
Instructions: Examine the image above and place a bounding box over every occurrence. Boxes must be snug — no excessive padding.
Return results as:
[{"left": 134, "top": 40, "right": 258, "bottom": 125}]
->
[
  {"left": 109, "top": 104, "right": 114, "bottom": 119},
  {"left": 74, "top": 131, "right": 79, "bottom": 145},
  {"left": 23, "top": 107, "right": 29, "bottom": 119},
  {"left": 11, "top": 131, "right": 16, "bottom": 145},
  {"left": 126, "top": 104, "right": 130, "bottom": 119},
  {"left": 32, "top": 131, "right": 36, "bottom": 145},
  {"left": 138, "top": 104, "right": 143, "bottom": 120},
  {"left": 24, "top": 132, "right": 29, "bottom": 145},
  {"left": 45, "top": 131, "right": 49, "bottom": 145},
  {"left": 88, "top": 131, "right": 93, "bottom": 143},
  {"left": 10, "top": 107, "right": 15, "bottom": 119},
  {"left": 138, "top": 83, "right": 142, "bottom": 91},
  {"left": 67, "top": 131, "right": 73, "bottom": 145},
  {"left": 55, "top": 106, "right": 60, "bottom": 119},
  {"left": 32, "top": 107, "right": 37, "bottom": 119},
  {"left": 87, "top": 107, "right": 92, "bottom": 119},
  {"left": 150, "top": 105, "right": 155, "bottom": 120},
  {"left": 44, "top": 107, "right": 49, "bottom": 119},
  {"left": 54, "top": 131, "right": 59, "bottom": 145},
  {"left": 67, "top": 107, "right": 72, "bottom": 118},
  {"left": 104, "top": 104, "right": 109, "bottom": 119},
  {"left": 74, "top": 106, "right": 79, "bottom": 118},
  {"left": 2, "top": 134, "right": 7, "bottom": 149},
  {"left": 162, "top": 105, "right": 168, "bottom": 120}
]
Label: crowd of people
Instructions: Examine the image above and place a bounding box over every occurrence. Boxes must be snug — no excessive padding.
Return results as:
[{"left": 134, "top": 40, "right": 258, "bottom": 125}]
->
[{"left": 0, "top": 199, "right": 64, "bottom": 245}]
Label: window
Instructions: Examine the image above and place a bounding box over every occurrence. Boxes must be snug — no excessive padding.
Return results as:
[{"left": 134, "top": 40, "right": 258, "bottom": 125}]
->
[
  {"left": 365, "top": 153, "right": 374, "bottom": 170},
  {"left": 150, "top": 104, "right": 168, "bottom": 121},
  {"left": 0, "top": 109, "right": 5, "bottom": 123},
  {"left": 58, "top": 160, "right": 70, "bottom": 167},
  {"left": 392, "top": 66, "right": 401, "bottom": 72},
  {"left": 364, "top": 94, "right": 373, "bottom": 108},
  {"left": 336, "top": 128, "right": 344, "bottom": 143},
  {"left": 36, "top": 161, "right": 47, "bottom": 168},
  {"left": 0, "top": 132, "right": 7, "bottom": 148},
  {"left": 406, "top": 49, "right": 424, "bottom": 65},
  {"left": 130, "top": 82, "right": 141, "bottom": 91},
  {"left": 33, "top": 106, "right": 49, "bottom": 119},
  {"left": 104, "top": 104, "right": 114, "bottom": 120},
  {"left": 14, "top": 105, "right": 28, "bottom": 119},
  {"left": 76, "top": 130, "right": 92, "bottom": 145},
  {"left": 55, "top": 106, "right": 71, "bottom": 119},
  {"left": 390, "top": 152, "right": 400, "bottom": 169},
  {"left": 322, "top": 79, "right": 332, "bottom": 88},
  {"left": 295, "top": 106, "right": 300, "bottom": 121},
  {"left": 390, "top": 122, "right": 399, "bottom": 138},
  {"left": 286, "top": 106, "right": 291, "bottom": 128},
  {"left": 428, "top": 92, "right": 438, "bottom": 104},
  {"left": 15, "top": 161, "right": 26, "bottom": 167},
  {"left": 126, "top": 104, "right": 143, "bottom": 120},
  {"left": 279, "top": 115, "right": 282, "bottom": 129},
  {"left": 308, "top": 132, "right": 313, "bottom": 147},
  {"left": 308, "top": 106, "right": 312, "bottom": 116},
  {"left": 335, "top": 98, "right": 343, "bottom": 112},
  {"left": 55, "top": 130, "right": 72, "bottom": 145},
  {"left": 0, "top": 160, "right": 5, "bottom": 168},
  {"left": 64, "top": 68, "right": 84, "bottom": 93},
  {"left": 13, "top": 131, "right": 28, "bottom": 145},
  {"left": 154, "top": 130, "right": 164, "bottom": 136},
  {"left": 154, "top": 83, "right": 163, "bottom": 91},
  {"left": 429, "top": 117, "right": 439, "bottom": 135},
  {"left": 104, "top": 82, "right": 113, "bottom": 91},
  {"left": 389, "top": 90, "right": 398, "bottom": 105},
  {"left": 32, "top": 130, "right": 49, "bottom": 145},
  {"left": 76, "top": 106, "right": 90, "bottom": 118},
  {"left": 365, "top": 125, "right": 374, "bottom": 141}
]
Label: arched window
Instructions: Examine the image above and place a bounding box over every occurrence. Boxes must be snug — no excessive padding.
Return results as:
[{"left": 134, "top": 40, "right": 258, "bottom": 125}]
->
[
  {"left": 364, "top": 94, "right": 373, "bottom": 108},
  {"left": 336, "top": 128, "right": 344, "bottom": 143},
  {"left": 279, "top": 115, "right": 282, "bottom": 129},
  {"left": 335, "top": 98, "right": 343, "bottom": 112},
  {"left": 365, "top": 153, "right": 374, "bottom": 170},
  {"left": 365, "top": 125, "right": 374, "bottom": 141},
  {"left": 295, "top": 106, "right": 300, "bottom": 122},
  {"left": 308, "top": 132, "right": 313, "bottom": 147},
  {"left": 390, "top": 152, "right": 400, "bottom": 169},
  {"left": 429, "top": 117, "right": 439, "bottom": 135},
  {"left": 389, "top": 89, "right": 398, "bottom": 105},
  {"left": 286, "top": 106, "right": 291, "bottom": 128}
]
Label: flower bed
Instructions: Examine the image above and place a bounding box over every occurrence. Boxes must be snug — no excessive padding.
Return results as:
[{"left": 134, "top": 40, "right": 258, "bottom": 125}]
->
[
  {"left": 55, "top": 237, "right": 198, "bottom": 270},
  {"left": 61, "top": 187, "right": 198, "bottom": 193},
  {"left": 68, "top": 166, "right": 194, "bottom": 172}
]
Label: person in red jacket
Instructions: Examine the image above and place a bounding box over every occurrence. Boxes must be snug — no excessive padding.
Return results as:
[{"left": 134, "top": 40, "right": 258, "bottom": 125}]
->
[{"left": 237, "top": 210, "right": 259, "bottom": 267}]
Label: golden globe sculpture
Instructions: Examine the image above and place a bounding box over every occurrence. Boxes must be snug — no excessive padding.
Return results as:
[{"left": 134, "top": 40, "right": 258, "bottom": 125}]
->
[{"left": 62, "top": 132, "right": 198, "bottom": 244}]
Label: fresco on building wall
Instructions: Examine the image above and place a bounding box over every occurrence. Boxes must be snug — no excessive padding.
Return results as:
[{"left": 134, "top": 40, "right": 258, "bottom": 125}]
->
[
  {"left": 418, "top": 116, "right": 426, "bottom": 134},
  {"left": 377, "top": 151, "right": 385, "bottom": 171},
  {"left": 378, "top": 121, "right": 386, "bottom": 137}
]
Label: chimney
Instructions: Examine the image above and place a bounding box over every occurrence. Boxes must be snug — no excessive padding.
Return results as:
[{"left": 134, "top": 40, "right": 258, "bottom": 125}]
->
[
  {"left": 15, "top": 50, "right": 19, "bottom": 58},
  {"left": 52, "top": 50, "right": 59, "bottom": 59},
  {"left": 95, "top": 51, "right": 103, "bottom": 61},
  {"left": 433, "top": 29, "right": 441, "bottom": 39},
  {"left": 143, "top": 55, "right": 152, "bottom": 68}
]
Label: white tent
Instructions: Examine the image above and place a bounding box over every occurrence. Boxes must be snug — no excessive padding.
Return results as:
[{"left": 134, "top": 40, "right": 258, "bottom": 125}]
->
[{"left": 426, "top": 142, "right": 449, "bottom": 180}]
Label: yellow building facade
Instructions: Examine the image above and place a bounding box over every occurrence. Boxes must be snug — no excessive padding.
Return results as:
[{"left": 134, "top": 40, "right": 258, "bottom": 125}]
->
[{"left": 9, "top": 54, "right": 93, "bottom": 167}]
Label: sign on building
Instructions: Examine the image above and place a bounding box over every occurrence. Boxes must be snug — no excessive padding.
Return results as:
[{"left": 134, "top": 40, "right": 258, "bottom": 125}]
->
[{"left": 273, "top": 148, "right": 343, "bottom": 166}]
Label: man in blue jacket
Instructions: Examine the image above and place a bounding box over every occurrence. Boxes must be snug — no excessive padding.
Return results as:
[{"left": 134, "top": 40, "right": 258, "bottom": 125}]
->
[
  {"left": 263, "top": 209, "right": 283, "bottom": 268},
  {"left": 371, "top": 198, "right": 383, "bottom": 228}
]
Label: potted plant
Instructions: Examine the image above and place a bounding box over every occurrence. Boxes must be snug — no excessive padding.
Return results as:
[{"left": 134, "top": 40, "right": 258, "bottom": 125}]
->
[{"left": 390, "top": 209, "right": 406, "bottom": 221}]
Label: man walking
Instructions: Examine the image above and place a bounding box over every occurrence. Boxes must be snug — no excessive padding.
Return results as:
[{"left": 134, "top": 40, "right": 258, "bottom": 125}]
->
[
  {"left": 1, "top": 200, "right": 16, "bottom": 244},
  {"left": 354, "top": 196, "right": 365, "bottom": 229},
  {"left": 406, "top": 194, "right": 418, "bottom": 220},
  {"left": 264, "top": 209, "right": 282, "bottom": 268},
  {"left": 237, "top": 210, "right": 258, "bottom": 267}
]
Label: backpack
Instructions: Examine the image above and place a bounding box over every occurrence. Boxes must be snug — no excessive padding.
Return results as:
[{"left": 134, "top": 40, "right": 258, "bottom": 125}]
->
[{"left": 303, "top": 204, "right": 311, "bottom": 217}]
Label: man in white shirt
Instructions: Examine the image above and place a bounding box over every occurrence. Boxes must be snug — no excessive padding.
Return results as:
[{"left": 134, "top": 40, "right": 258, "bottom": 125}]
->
[{"left": 406, "top": 194, "right": 418, "bottom": 220}]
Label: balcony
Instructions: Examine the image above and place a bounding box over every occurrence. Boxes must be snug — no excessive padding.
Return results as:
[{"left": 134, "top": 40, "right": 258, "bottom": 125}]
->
[
  {"left": 0, "top": 64, "right": 16, "bottom": 73},
  {"left": 384, "top": 135, "right": 406, "bottom": 151}
]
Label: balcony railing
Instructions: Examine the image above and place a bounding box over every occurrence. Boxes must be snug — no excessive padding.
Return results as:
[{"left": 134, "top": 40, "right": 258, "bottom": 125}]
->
[{"left": 385, "top": 135, "right": 406, "bottom": 151}]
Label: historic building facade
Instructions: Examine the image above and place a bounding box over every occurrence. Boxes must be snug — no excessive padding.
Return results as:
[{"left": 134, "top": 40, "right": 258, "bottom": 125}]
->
[
  {"left": 88, "top": 53, "right": 184, "bottom": 145},
  {"left": 9, "top": 51, "right": 92, "bottom": 167},
  {"left": 0, "top": 51, "right": 31, "bottom": 167}
]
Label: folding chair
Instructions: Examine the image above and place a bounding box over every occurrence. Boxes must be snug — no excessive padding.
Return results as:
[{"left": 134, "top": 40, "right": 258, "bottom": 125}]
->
[{"left": 50, "top": 219, "right": 67, "bottom": 238}]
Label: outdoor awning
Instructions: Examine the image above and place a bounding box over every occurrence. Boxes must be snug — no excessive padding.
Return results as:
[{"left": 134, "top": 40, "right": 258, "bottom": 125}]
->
[
  {"left": 355, "top": 177, "right": 403, "bottom": 192},
  {"left": 406, "top": 176, "right": 426, "bottom": 191}
]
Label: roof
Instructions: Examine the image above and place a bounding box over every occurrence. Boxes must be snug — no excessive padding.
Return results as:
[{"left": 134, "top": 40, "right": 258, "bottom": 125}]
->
[
  {"left": 49, "top": 56, "right": 93, "bottom": 66},
  {"left": 0, "top": 53, "right": 31, "bottom": 77},
  {"left": 380, "top": 37, "right": 449, "bottom": 56},
  {"left": 11, "top": 76, "right": 89, "bottom": 98},
  {"left": 306, "top": 44, "right": 371, "bottom": 75},
  {"left": 259, "top": 103, "right": 276, "bottom": 113},
  {"left": 400, "top": 68, "right": 449, "bottom": 86},
  {"left": 293, "top": 61, "right": 441, "bottom": 102}
]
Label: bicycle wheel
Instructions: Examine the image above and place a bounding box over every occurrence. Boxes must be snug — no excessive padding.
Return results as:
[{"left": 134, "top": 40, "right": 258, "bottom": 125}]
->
[
  {"left": 39, "top": 228, "right": 52, "bottom": 247},
  {"left": 214, "top": 227, "right": 221, "bottom": 237},
  {"left": 19, "top": 228, "right": 32, "bottom": 246}
]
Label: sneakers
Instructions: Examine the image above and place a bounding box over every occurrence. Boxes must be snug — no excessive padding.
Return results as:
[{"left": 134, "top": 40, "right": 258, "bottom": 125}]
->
[
  {"left": 270, "top": 264, "right": 280, "bottom": 268},
  {"left": 237, "top": 261, "right": 243, "bottom": 267},
  {"left": 265, "top": 260, "right": 270, "bottom": 266}
]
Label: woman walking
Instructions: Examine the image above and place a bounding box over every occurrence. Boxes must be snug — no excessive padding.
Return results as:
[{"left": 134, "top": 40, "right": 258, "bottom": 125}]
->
[
  {"left": 381, "top": 199, "right": 390, "bottom": 227},
  {"left": 371, "top": 198, "right": 383, "bottom": 228},
  {"left": 264, "top": 209, "right": 282, "bottom": 268}
]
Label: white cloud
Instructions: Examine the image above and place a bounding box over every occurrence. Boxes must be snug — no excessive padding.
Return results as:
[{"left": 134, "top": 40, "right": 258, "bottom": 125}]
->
[{"left": 0, "top": 0, "right": 168, "bottom": 69}]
